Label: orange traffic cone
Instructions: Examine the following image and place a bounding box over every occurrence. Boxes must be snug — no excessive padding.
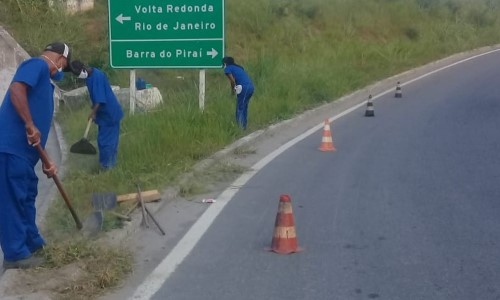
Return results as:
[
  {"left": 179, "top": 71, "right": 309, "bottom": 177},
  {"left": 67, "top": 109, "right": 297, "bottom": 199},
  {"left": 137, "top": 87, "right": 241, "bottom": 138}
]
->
[
  {"left": 267, "top": 194, "right": 302, "bottom": 254},
  {"left": 319, "top": 119, "right": 336, "bottom": 152}
]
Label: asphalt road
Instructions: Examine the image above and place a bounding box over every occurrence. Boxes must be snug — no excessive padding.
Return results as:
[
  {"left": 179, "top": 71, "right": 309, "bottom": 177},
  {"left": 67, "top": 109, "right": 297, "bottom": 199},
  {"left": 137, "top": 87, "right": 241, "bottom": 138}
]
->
[{"left": 141, "top": 50, "right": 500, "bottom": 300}]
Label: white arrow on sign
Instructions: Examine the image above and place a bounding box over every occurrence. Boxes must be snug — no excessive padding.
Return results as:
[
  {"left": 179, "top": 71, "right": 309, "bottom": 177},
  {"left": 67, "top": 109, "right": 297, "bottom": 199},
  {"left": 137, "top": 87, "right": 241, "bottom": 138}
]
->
[
  {"left": 116, "top": 13, "right": 131, "bottom": 24},
  {"left": 206, "top": 48, "right": 218, "bottom": 59}
]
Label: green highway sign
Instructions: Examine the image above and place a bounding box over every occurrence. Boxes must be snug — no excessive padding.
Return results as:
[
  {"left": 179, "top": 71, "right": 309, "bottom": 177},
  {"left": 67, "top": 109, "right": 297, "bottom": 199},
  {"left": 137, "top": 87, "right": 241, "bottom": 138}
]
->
[{"left": 108, "top": 0, "right": 225, "bottom": 68}]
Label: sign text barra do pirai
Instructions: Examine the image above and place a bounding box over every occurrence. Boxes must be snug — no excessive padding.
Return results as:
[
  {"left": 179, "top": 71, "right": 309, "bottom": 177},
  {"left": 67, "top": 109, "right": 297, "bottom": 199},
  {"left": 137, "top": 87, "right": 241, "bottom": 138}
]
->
[{"left": 108, "top": 0, "right": 225, "bottom": 68}]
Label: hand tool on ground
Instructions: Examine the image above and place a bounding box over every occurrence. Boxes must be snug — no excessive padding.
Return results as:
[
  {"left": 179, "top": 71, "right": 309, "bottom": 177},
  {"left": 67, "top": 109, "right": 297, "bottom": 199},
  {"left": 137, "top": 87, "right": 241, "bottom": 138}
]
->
[
  {"left": 35, "top": 144, "right": 83, "bottom": 230},
  {"left": 121, "top": 191, "right": 158, "bottom": 220},
  {"left": 136, "top": 183, "right": 150, "bottom": 228},
  {"left": 115, "top": 189, "right": 161, "bottom": 203},
  {"left": 91, "top": 192, "right": 132, "bottom": 221},
  {"left": 70, "top": 119, "right": 97, "bottom": 155},
  {"left": 108, "top": 211, "right": 132, "bottom": 221},
  {"left": 82, "top": 189, "right": 162, "bottom": 234},
  {"left": 143, "top": 204, "right": 166, "bottom": 236},
  {"left": 125, "top": 201, "right": 139, "bottom": 216},
  {"left": 136, "top": 183, "right": 165, "bottom": 235},
  {"left": 82, "top": 191, "right": 142, "bottom": 236}
]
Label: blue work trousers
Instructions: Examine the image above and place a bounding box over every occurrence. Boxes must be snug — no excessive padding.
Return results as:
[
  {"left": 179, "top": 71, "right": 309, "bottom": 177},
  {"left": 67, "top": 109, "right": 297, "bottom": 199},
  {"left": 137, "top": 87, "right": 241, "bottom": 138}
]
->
[
  {"left": 0, "top": 153, "right": 45, "bottom": 261},
  {"left": 98, "top": 123, "right": 120, "bottom": 169},
  {"left": 235, "top": 86, "right": 254, "bottom": 129}
]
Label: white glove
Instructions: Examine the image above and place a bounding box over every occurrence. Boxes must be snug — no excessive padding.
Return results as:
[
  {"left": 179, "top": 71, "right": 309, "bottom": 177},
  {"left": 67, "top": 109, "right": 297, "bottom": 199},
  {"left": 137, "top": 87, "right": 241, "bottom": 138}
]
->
[{"left": 234, "top": 85, "right": 242, "bottom": 95}]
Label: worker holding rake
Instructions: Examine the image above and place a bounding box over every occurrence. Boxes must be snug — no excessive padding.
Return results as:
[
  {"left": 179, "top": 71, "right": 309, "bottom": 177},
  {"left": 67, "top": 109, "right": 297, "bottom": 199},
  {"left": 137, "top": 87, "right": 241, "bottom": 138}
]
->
[
  {"left": 0, "top": 42, "right": 74, "bottom": 269},
  {"left": 71, "top": 60, "right": 123, "bottom": 170}
]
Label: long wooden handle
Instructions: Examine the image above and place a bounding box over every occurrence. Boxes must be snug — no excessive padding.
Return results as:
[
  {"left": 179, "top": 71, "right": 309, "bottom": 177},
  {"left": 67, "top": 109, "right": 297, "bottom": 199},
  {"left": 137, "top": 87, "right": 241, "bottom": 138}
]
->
[
  {"left": 35, "top": 144, "right": 83, "bottom": 230},
  {"left": 136, "top": 183, "right": 149, "bottom": 228},
  {"left": 144, "top": 205, "right": 165, "bottom": 235},
  {"left": 83, "top": 119, "right": 92, "bottom": 139}
]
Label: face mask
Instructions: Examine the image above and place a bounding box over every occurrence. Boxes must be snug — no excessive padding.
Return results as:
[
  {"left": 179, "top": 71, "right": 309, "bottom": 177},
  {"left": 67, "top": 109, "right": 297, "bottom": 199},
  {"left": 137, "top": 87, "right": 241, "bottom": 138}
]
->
[
  {"left": 78, "top": 70, "right": 88, "bottom": 79},
  {"left": 56, "top": 59, "right": 63, "bottom": 72},
  {"left": 56, "top": 54, "right": 68, "bottom": 72},
  {"left": 42, "top": 55, "right": 64, "bottom": 76},
  {"left": 51, "top": 70, "right": 64, "bottom": 81}
]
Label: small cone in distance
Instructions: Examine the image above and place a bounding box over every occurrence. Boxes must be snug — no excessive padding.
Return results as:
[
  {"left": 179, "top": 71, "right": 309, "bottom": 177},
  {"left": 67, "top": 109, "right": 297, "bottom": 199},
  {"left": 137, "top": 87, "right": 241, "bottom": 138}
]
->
[
  {"left": 319, "top": 119, "right": 336, "bottom": 152},
  {"left": 365, "top": 94, "right": 375, "bottom": 117},
  {"left": 395, "top": 81, "right": 402, "bottom": 98},
  {"left": 267, "top": 194, "right": 302, "bottom": 254}
]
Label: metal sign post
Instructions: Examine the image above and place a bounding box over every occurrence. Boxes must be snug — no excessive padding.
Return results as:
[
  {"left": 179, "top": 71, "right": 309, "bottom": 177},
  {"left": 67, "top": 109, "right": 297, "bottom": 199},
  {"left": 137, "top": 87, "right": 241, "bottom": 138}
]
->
[
  {"left": 199, "top": 69, "right": 205, "bottom": 111},
  {"left": 129, "top": 69, "right": 136, "bottom": 115}
]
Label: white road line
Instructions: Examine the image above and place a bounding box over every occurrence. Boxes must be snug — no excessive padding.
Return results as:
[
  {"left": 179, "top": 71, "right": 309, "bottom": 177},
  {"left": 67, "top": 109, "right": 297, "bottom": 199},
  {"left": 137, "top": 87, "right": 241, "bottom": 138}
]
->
[{"left": 129, "top": 47, "right": 500, "bottom": 300}]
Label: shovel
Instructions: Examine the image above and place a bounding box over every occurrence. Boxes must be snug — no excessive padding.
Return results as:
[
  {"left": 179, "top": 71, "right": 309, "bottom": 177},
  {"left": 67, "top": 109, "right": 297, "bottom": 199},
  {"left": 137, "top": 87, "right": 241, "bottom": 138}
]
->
[
  {"left": 91, "top": 192, "right": 132, "bottom": 221},
  {"left": 70, "top": 119, "right": 97, "bottom": 155},
  {"left": 83, "top": 192, "right": 132, "bottom": 237},
  {"left": 83, "top": 189, "right": 164, "bottom": 235}
]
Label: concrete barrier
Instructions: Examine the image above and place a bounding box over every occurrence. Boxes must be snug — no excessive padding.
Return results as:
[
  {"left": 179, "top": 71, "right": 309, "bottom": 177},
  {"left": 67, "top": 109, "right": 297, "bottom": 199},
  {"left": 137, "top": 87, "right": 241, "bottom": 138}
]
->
[
  {"left": 0, "top": 26, "right": 30, "bottom": 100},
  {"left": 0, "top": 27, "right": 29, "bottom": 67},
  {"left": 0, "top": 68, "right": 15, "bottom": 101},
  {"left": 0, "top": 25, "right": 64, "bottom": 112}
]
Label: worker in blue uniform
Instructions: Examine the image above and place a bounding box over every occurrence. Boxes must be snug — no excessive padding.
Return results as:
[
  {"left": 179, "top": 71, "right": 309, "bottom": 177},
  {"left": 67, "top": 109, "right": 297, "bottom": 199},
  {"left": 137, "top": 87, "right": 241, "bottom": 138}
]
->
[
  {"left": 71, "top": 60, "right": 123, "bottom": 170},
  {"left": 222, "top": 56, "right": 255, "bottom": 129},
  {"left": 0, "top": 42, "right": 73, "bottom": 269}
]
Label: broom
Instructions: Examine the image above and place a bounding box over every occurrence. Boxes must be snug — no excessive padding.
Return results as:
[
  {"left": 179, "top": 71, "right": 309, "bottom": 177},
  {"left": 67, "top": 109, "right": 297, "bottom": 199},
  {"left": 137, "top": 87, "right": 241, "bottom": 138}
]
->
[{"left": 70, "top": 119, "right": 97, "bottom": 155}]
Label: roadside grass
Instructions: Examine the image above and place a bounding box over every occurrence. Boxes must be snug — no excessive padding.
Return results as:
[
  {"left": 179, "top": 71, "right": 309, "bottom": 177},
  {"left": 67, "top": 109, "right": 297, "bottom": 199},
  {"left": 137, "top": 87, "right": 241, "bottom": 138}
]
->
[
  {"left": 18, "top": 239, "right": 132, "bottom": 300},
  {"left": 2, "top": 0, "right": 500, "bottom": 298}
]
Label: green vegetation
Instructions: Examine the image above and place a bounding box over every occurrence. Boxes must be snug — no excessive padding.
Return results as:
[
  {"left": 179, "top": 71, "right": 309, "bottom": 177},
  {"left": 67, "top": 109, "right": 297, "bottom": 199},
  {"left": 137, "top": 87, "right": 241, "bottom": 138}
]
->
[
  {"left": 43, "top": 239, "right": 132, "bottom": 299},
  {"left": 2, "top": 0, "right": 500, "bottom": 298}
]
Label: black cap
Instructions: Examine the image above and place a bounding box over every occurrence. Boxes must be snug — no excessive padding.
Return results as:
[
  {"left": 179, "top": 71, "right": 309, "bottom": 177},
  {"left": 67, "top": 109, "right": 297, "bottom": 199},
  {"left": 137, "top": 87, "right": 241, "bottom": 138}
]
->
[
  {"left": 44, "top": 42, "right": 73, "bottom": 72},
  {"left": 222, "top": 56, "right": 235, "bottom": 65},
  {"left": 70, "top": 60, "right": 86, "bottom": 76}
]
